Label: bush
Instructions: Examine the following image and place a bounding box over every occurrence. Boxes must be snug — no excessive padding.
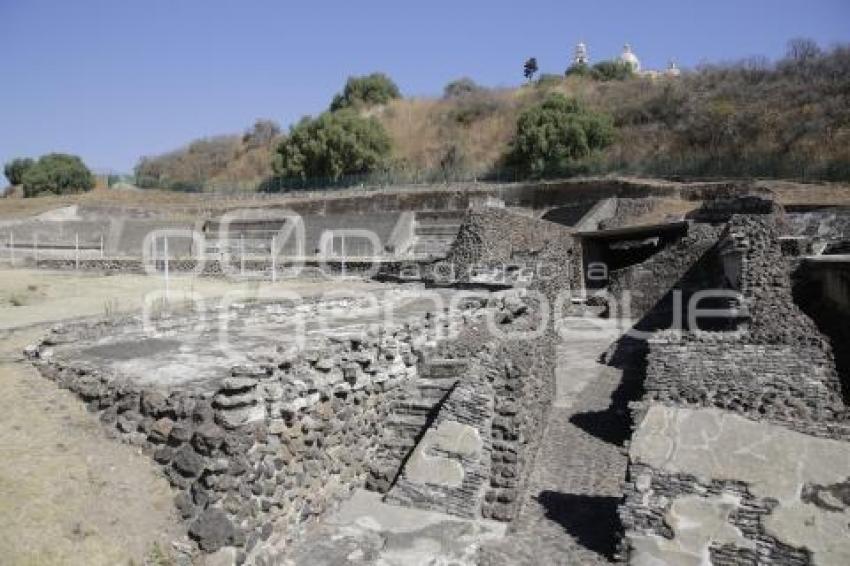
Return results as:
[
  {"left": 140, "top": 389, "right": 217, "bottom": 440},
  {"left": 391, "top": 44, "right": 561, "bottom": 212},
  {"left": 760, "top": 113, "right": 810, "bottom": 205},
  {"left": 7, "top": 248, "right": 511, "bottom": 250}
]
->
[
  {"left": 443, "top": 77, "right": 483, "bottom": 99},
  {"left": 272, "top": 110, "right": 392, "bottom": 182},
  {"left": 565, "top": 63, "right": 591, "bottom": 77},
  {"left": 242, "top": 119, "right": 281, "bottom": 148},
  {"left": 21, "top": 153, "right": 95, "bottom": 197},
  {"left": 535, "top": 73, "right": 565, "bottom": 88},
  {"left": 590, "top": 60, "right": 635, "bottom": 81},
  {"left": 329, "top": 73, "right": 401, "bottom": 111},
  {"left": 3, "top": 157, "right": 35, "bottom": 186},
  {"left": 133, "top": 135, "right": 241, "bottom": 191},
  {"left": 507, "top": 93, "right": 614, "bottom": 176},
  {"left": 448, "top": 91, "right": 502, "bottom": 126}
]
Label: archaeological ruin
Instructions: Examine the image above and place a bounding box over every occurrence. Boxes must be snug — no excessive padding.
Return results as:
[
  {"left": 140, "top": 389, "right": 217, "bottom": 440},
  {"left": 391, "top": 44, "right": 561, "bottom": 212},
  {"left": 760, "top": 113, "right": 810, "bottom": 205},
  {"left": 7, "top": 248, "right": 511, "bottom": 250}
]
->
[{"left": 3, "top": 178, "right": 850, "bottom": 564}]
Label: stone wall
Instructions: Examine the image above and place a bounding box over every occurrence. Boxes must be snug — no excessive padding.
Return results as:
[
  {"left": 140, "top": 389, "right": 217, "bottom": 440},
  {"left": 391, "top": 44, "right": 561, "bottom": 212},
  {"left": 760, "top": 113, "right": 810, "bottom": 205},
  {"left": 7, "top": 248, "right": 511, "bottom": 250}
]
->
[
  {"left": 606, "top": 223, "right": 725, "bottom": 326},
  {"left": 27, "top": 310, "right": 458, "bottom": 558},
  {"left": 620, "top": 199, "right": 850, "bottom": 565},
  {"left": 597, "top": 198, "right": 661, "bottom": 230},
  {"left": 621, "top": 462, "right": 813, "bottom": 565},
  {"left": 645, "top": 333, "right": 848, "bottom": 439},
  {"left": 446, "top": 207, "right": 573, "bottom": 267},
  {"left": 364, "top": 291, "right": 557, "bottom": 524},
  {"left": 444, "top": 207, "right": 578, "bottom": 289}
]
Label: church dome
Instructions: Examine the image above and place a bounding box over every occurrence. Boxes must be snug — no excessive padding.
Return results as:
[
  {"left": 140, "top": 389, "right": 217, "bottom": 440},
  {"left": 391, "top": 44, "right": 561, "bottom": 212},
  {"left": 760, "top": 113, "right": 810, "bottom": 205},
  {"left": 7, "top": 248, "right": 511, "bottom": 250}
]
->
[{"left": 619, "top": 44, "right": 641, "bottom": 72}]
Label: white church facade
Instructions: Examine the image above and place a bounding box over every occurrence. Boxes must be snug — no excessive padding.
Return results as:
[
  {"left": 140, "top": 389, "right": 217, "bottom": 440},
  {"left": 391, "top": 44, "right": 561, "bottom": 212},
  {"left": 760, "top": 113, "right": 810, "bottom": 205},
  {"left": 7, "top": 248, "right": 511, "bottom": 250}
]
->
[{"left": 572, "top": 42, "right": 680, "bottom": 78}]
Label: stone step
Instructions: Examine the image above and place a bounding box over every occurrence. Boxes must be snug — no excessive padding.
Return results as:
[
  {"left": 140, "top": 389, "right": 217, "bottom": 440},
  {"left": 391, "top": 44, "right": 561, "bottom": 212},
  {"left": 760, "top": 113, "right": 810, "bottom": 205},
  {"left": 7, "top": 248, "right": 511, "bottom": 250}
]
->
[
  {"left": 415, "top": 379, "right": 457, "bottom": 396},
  {"left": 414, "top": 225, "right": 460, "bottom": 236},
  {"left": 412, "top": 244, "right": 453, "bottom": 254},
  {"left": 423, "top": 359, "right": 469, "bottom": 379},
  {"left": 387, "top": 413, "right": 429, "bottom": 428},
  {"left": 393, "top": 398, "right": 439, "bottom": 415}
]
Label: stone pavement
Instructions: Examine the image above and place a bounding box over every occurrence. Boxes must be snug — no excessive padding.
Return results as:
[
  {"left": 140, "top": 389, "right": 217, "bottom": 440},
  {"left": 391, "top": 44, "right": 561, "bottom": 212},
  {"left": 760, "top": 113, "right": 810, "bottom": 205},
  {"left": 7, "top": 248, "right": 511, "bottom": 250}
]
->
[
  {"left": 480, "top": 317, "right": 635, "bottom": 565},
  {"left": 282, "top": 489, "right": 506, "bottom": 565}
]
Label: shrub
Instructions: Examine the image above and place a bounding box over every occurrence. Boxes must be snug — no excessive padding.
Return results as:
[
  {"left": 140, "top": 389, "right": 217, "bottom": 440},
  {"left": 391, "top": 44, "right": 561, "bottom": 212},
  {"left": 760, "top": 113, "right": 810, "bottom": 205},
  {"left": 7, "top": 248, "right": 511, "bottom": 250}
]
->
[
  {"left": 21, "top": 153, "right": 95, "bottom": 197},
  {"left": 565, "top": 63, "right": 591, "bottom": 77},
  {"left": 507, "top": 93, "right": 614, "bottom": 176},
  {"left": 133, "top": 135, "right": 241, "bottom": 191},
  {"left": 272, "top": 110, "right": 392, "bottom": 182},
  {"left": 242, "top": 119, "right": 281, "bottom": 148},
  {"left": 3, "top": 157, "right": 35, "bottom": 186},
  {"left": 536, "top": 73, "right": 565, "bottom": 88},
  {"left": 448, "top": 91, "right": 502, "bottom": 126},
  {"left": 329, "top": 73, "right": 401, "bottom": 111},
  {"left": 443, "top": 77, "right": 483, "bottom": 99},
  {"left": 590, "top": 60, "right": 635, "bottom": 81}
]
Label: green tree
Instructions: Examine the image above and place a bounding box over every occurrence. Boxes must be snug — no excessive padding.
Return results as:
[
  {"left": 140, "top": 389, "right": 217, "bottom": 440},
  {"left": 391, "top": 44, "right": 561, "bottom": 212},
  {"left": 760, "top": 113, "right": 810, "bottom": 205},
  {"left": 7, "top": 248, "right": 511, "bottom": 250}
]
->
[
  {"left": 507, "top": 93, "right": 614, "bottom": 176},
  {"left": 272, "top": 110, "right": 392, "bottom": 182},
  {"left": 329, "top": 73, "right": 401, "bottom": 111},
  {"left": 443, "top": 77, "right": 483, "bottom": 99},
  {"left": 3, "top": 157, "right": 35, "bottom": 185},
  {"left": 21, "top": 153, "right": 95, "bottom": 197},
  {"left": 523, "top": 57, "right": 539, "bottom": 82},
  {"left": 590, "top": 60, "right": 635, "bottom": 81},
  {"left": 565, "top": 63, "right": 591, "bottom": 77}
]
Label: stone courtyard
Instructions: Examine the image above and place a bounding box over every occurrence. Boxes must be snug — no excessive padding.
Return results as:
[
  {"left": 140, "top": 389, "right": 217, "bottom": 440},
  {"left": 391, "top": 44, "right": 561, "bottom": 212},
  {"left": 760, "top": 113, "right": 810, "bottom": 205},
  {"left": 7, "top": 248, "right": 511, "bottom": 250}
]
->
[{"left": 1, "top": 178, "right": 849, "bottom": 565}]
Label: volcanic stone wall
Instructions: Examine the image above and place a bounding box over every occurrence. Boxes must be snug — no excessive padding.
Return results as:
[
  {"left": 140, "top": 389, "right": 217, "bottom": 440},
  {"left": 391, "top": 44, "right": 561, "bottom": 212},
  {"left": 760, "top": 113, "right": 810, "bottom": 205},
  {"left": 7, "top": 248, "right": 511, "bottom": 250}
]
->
[
  {"left": 640, "top": 208, "right": 847, "bottom": 436},
  {"left": 606, "top": 223, "right": 725, "bottom": 326},
  {"left": 364, "top": 291, "right": 557, "bottom": 524},
  {"left": 597, "top": 197, "right": 661, "bottom": 230},
  {"left": 444, "top": 207, "right": 578, "bottom": 289},
  {"left": 27, "top": 313, "right": 453, "bottom": 556},
  {"left": 446, "top": 208, "right": 572, "bottom": 265},
  {"left": 645, "top": 332, "right": 847, "bottom": 439},
  {"left": 621, "top": 200, "right": 850, "bottom": 564},
  {"left": 621, "top": 464, "right": 812, "bottom": 565}
]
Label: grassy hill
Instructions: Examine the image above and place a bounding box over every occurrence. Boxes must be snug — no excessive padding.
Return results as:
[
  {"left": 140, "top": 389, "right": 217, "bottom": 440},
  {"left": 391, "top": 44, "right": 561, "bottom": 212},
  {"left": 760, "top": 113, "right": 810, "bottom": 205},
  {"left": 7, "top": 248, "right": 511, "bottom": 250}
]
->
[{"left": 133, "top": 41, "right": 850, "bottom": 192}]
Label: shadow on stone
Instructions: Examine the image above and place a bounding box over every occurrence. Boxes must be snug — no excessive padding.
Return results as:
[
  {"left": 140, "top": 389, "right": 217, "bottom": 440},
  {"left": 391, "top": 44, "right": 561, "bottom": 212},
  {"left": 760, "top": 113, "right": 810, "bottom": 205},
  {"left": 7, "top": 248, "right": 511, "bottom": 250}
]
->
[
  {"left": 568, "top": 335, "right": 646, "bottom": 447},
  {"left": 536, "top": 491, "right": 621, "bottom": 560}
]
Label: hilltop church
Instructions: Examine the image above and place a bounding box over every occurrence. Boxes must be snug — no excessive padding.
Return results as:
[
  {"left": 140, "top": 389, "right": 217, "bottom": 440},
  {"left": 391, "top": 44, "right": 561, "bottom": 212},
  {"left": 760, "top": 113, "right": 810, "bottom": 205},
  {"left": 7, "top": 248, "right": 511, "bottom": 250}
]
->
[{"left": 573, "top": 41, "right": 681, "bottom": 77}]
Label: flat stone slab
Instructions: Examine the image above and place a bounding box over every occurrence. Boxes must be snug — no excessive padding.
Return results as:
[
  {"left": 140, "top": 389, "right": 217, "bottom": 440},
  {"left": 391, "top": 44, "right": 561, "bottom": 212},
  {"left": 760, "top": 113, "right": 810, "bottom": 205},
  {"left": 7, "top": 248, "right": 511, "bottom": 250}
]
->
[
  {"left": 45, "top": 288, "right": 460, "bottom": 394},
  {"left": 403, "top": 420, "right": 482, "bottom": 488},
  {"left": 278, "top": 489, "right": 506, "bottom": 565},
  {"left": 629, "top": 404, "right": 850, "bottom": 566}
]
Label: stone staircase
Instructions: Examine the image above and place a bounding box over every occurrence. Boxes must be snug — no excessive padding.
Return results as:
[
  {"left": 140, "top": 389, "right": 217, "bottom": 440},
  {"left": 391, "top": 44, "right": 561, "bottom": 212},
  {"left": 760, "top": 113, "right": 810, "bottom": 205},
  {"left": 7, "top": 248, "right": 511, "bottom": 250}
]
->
[
  {"left": 384, "top": 375, "right": 494, "bottom": 519},
  {"left": 411, "top": 221, "right": 461, "bottom": 259},
  {"left": 366, "top": 357, "right": 468, "bottom": 493}
]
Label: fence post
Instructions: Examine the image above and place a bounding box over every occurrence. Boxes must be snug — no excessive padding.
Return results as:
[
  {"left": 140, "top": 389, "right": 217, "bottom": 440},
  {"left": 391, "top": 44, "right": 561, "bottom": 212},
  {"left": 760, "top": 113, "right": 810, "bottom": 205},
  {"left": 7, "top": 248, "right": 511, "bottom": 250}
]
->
[
  {"left": 240, "top": 233, "right": 245, "bottom": 276},
  {"left": 271, "top": 235, "right": 276, "bottom": 283},
  {"left": 100, "top": 234, "right": 104, "bottom": 258},
  {"left": 164, "top": 236, "right": 170, "bottom": 301},
  {"left": 341, "top": 234, "right": 346, "bottom": 277},
  {"left": 75, "top": 233, "right": 79, "bottom": 270}
]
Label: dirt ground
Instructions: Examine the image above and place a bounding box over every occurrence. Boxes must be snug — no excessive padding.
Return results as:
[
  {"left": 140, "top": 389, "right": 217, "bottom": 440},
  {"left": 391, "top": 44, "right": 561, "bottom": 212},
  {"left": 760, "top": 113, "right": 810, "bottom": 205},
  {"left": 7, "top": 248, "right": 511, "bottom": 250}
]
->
[{"left": 0, "top": 268, "right": 382, "bottom": 565}]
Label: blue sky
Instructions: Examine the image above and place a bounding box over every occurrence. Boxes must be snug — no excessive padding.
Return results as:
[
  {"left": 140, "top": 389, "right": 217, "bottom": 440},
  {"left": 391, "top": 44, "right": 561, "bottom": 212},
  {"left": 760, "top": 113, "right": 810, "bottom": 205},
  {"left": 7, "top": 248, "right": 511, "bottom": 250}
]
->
[{"left": 1, "top": 0, "right": 848, "bottom": 178}]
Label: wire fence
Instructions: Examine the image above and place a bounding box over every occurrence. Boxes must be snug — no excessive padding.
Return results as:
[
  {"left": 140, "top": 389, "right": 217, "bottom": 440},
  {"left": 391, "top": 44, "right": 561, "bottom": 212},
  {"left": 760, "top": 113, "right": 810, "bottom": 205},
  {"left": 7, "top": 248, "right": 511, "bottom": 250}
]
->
[{"left": 119, "top": 150, "right": 850, "bottom": 198}]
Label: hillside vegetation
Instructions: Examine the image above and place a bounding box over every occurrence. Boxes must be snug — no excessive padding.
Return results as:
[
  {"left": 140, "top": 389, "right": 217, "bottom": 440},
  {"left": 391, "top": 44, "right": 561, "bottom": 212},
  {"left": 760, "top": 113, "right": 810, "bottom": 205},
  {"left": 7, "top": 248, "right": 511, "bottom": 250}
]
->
[{"left": 130, "top": 40, "right": 850, "bottom": 192}]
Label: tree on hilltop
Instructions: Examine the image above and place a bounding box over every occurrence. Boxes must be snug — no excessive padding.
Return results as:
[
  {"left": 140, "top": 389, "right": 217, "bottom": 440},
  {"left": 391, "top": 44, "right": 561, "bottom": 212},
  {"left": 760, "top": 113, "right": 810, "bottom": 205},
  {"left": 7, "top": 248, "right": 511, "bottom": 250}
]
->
[
  {"left": 21, "top": 153, "right": 94, "bottom": 197},
  {"left": 523, "top": 57, "right": 539, "bottom": 82},
  {"left": 507, "top": 93, "right": 614, "bottom": 176},
  {"left": 3, "top": 157, "right": 35, "bottom": 186},
  {"left": 329, "top": 73, "right": 401, "bottom": 111},
  {"left": 272, "top": 110, "right": 392, "bottom": 183}
]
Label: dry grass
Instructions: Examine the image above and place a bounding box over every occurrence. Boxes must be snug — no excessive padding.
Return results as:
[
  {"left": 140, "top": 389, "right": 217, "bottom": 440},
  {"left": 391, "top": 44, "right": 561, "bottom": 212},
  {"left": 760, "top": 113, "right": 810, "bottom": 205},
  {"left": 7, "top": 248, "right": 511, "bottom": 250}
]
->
[{"left": 378, "top": 88, "right": 527, "bottom": 175}]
